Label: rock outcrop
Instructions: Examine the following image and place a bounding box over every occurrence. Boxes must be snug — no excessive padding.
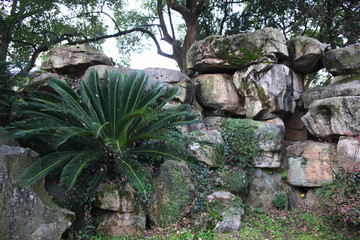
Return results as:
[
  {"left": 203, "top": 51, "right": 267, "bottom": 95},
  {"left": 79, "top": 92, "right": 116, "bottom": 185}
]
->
[
  {"left": 95, "top": 183, "right": 146, "bottom": 236},
  {"left": 301, "top": 96, "right": 360, "bottom": 138},
  {"left": 234, "top": 64, "right": 303, "bottom": 119},
  {"left": 187, "top": 28, "right": 288, "bottom": 73},
  {"left": 286, "top": 141, "right": 335, "bottom": 187},
  {"left": 195, "top": 74, "right": 245, "bottom": 115},
  {"left": 0, "top": 145, "right": 74, "bottom": 240},
  {"left": 322, "top": 43, "right": 360, "bottom": 76},
  {"left": 287, "top": 36, "right": 328, "bottom": 74},
  {"left": 41, "top": 45, "right": 114, "bottom": 75}
]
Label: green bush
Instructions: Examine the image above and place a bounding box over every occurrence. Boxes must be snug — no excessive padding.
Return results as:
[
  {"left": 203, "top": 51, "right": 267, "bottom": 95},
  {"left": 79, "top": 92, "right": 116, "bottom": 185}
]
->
[{"left": 8, "top": 69, "right": 197, "bottom": 197}]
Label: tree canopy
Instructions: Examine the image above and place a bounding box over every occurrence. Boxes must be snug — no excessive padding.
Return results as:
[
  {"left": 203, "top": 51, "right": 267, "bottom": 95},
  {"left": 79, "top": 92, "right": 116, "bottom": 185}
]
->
[{"left": 1, "top": 0, "right": 359, "bottom": 76}]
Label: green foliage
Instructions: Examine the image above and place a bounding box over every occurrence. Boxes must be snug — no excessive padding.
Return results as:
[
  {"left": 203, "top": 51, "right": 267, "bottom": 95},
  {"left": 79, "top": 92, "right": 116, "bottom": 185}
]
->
[
  {"left": 316, "top": 149, "right": 360, "bottom": 226},
  {"left": 218, "top": 166, "right": 250, "bottom": 196},
  {"left": 191, "top": 163, "right": 215, "bottom": 215},
  {"left": 272, "top": 192, "right": 288, "bottom": 210},
  {"left": 9, "top": 69, "right": 197, "bottom": 197},
  {"left": 220, "top": 118, "right": 260, "bottom": 168}
]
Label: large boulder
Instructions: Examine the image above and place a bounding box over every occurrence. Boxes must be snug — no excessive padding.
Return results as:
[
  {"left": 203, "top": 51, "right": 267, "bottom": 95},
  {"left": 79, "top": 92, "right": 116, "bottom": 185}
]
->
[
  {"left": 149, "top": 160, "right": 196, "bottom": 226},
  {"left": 287, "top": 36, "right": 328, "bottom": 74},
  {"left": 195, "top": 74, "right": 245, "bottom": 115},
  {"left": 41, "top": 45, "right": 114, "bottom": 75},
  {"left": 301, "top": 80, "right": 360, "bottom": 108},
  {"left": 246, "top": 169, "right": 283, "bottom": 209},
  {"left": 301, "top": 96, "right": 360, "bottom": 137},
  {"left": 337, "top": 136, "right": 360, "bottom": 164},
  {"left": 187, "top": 28, "right": 288, "bottom": 73},
  {"left": 322, "top": 43, "right": 360, "bottom": 76},
  {"left": 286, "top": 141, "right": 335, "bottom": 187},
  {"left": 83, "top": 65, "right": 195, "bottom": 104},
  {"left": 234, "top": 64, "right": 303, "bottom": 119},
  {"left": 0, "top": 145, "right": 74, "bottom": 240}
]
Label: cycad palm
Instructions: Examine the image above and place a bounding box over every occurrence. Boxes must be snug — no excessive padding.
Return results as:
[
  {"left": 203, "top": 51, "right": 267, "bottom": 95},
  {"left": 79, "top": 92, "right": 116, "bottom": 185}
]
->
[{"left": 10, "top": 69, "right": 197, "bottom": 196}]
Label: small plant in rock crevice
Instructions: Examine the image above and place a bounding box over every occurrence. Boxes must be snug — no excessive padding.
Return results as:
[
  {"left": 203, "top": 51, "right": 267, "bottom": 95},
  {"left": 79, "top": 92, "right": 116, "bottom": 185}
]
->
[{"left": 272, "top": 192, "right": 288, "bottom": 210}]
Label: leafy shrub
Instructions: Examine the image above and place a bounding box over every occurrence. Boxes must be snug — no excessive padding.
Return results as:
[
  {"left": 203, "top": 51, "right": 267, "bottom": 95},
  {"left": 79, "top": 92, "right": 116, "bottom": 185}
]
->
[
  {"left": 9, "top": 69, "right": 197, "bottom": 197},
  {"left": 316, "top": 149, "right": 360, "bottom": 225}
]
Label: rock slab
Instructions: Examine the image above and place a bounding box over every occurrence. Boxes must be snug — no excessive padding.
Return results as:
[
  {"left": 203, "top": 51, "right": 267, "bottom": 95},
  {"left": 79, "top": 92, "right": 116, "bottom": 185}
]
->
[
  {"left": 286, "top": 141, "right": 335, "bottom": 187},
  {"left": 0, "top": 145, "right": 74, "bottom": 240},
  {"left": 187, "top": 28, "right": 288, "bottom": 73}
]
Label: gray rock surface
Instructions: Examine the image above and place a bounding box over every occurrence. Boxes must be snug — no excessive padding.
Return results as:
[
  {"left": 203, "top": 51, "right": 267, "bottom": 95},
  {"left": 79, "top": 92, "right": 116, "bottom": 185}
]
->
[
  {"left": 98, "top": 211, "right": 146, "bottom": 237},
  {"left": 254, "top": 118, "right": 284, "bottom": 168},
  {"left": 337, "top": 136, "right": 360, "bottom": 164},
  {"left": 195, "top": 74, "right": 245, "bottom": 115},
  {"left": 286, "top": 141, "right": 335, "bottom": 187},
  {"left": 187, "top": 28, "right": 288, "bottom": 73},
  {"left": 301, "top": 80, "right": 360, "bottom": 108},
  {"left": 149, "top": 160, "right": 195, "bottom": 226},
  {"left": 94, "top": 183, "right": 137, "bottom": 212},
  {"left": 301, "top": 96, "right": 360, "bottom": 137},
  {"left": 234, "top": 64, "right": 303, "bottom": 119},
  {"left": 41, "top": 45, "right": 114, "bottom": 74},
  {"left": 287, "top": 36, "right": 328, "bottom": 74},
  {"left": 0, "top": 145, "right": 74, "bottom": 240},
  {"left": 322, "top": 43, "right": 360, "bottom": 76},
  {"left": 246, "top": 169, "right": 283, "bottom": 209},
  {"left": 83, "top": 65, "right": 194, "bottom": 104}
]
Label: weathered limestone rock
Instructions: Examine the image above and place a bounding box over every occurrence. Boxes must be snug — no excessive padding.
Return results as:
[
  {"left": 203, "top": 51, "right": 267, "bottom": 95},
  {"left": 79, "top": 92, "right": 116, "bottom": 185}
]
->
[
  {"left": 150, "top": 160, "right": 196, "bottom": 226},
  {"left": 187, "top": 28, "right": 288, "bottom": 73},
  {"left": 283, "top": 109, "right": 308, "bottom": 141},
  {"left": 207, "top": 191, "right": 235, "bottom": 201},
  {"left": 98, "top": 211, "right": 146, "bottom": 237},
  {"left": 23, "top": 71, "right": 69, "bottom": 92},
  {"left": 94, "top": 183, "right": 137, "bottom": 212},
  {"left": 41, "top": 45, "right": 114, "bottom": 75},
  {"left": 203, "top": 116, "right": 228, "bottom": 130},
  {"left": 322, "top": 43, "right": 360, "bottom": 76},
  {"left": 301, "top": 80, "right": 360, "bottom": 108},
  {"left": 143, "top": 68, "right": 195, "bottom": 104},
  {"left": 215, "top": 207, "right": 244, "bottom": 233},
  {"left": 83, "top": 65, "right": 194, "bottom": 104},
  {"left": 234, "top": 64, "right": 303, "bottom": 119},
  {"left": 254, "top": 118, "right": 284, "bottom": 168},
  {"left": 246, "top": 169, "right": 283, "bottom": 209},
  {"left": 286, "top": 141, "right": 335, "bottom": 187},
  {"left": 189, "top": 129, "right": 223, "bottom": 167},
  {"left": 287, "top": 36, "right": 328, "bottom": 74},
  {"left": 337, "top": 136, "right": 360, "bottom": 163},
  {"left": 301, "top": 96, "right": 360, "bottom": 137},
  {"left": 195, "top": 74, "right": 245, "bottom": 115},
  {"left": 0, "top": 145, "right": 74, "bottom": 240}
]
